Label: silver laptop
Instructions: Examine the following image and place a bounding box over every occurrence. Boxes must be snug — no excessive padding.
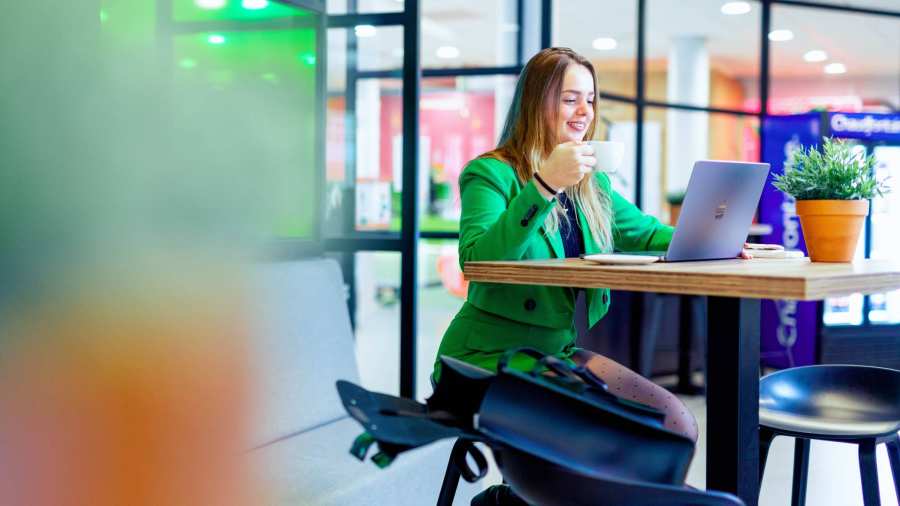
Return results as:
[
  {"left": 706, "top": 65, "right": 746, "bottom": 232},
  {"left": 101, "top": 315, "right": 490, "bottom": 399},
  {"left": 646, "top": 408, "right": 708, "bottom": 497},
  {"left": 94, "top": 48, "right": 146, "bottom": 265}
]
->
[{"left": 583, "top": 160, "right": 770, "bottom": 264}]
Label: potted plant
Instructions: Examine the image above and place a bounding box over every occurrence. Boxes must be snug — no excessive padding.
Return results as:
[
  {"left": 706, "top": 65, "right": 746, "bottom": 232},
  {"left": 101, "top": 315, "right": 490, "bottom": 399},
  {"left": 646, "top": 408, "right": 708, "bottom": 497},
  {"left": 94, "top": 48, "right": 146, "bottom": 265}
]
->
[
  {"left": 666, "top": 189, "right": 686, "bottom": 226},
  {"left": 772, "top": 137, "right": 889, "bottom": 262}
]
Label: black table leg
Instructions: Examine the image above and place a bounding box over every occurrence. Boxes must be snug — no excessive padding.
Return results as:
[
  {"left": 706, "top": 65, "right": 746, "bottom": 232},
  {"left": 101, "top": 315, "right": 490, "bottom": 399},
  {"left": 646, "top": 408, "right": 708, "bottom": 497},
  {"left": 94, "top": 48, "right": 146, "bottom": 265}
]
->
[{"left": 706, "top": 296, "right": 761, "bottom": 506}]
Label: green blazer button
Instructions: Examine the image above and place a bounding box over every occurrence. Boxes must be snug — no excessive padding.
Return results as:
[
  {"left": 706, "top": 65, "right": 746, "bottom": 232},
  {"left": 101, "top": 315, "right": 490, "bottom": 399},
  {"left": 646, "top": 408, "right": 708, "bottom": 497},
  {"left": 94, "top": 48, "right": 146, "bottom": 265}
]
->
[
  {"left": 602, "top": 293, "right": 609, "bottom": 304},
  {"left": 524, "top": 298, "right": 537, "bottom": 311}
]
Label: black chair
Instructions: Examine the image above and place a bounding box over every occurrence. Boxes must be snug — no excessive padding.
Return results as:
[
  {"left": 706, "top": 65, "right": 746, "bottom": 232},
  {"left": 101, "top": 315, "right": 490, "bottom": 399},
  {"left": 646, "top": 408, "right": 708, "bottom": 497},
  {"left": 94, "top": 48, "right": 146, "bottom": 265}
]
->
[
  {"left": 341, "top": 353, "right": 745, "bottom": 506},
  {"left": 436, "top": 440, "right": 745, "bottom": 506},
  {"left": 758, "top": 365, "right": 900, "bottom": 506}
]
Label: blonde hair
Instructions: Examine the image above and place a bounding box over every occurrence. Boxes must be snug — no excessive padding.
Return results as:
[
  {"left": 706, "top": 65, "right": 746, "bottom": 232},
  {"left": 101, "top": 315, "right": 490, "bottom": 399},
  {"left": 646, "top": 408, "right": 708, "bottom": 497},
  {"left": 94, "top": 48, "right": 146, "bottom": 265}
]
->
[{"left": 482, "top": 47, "right": 613, "bottom": 251}]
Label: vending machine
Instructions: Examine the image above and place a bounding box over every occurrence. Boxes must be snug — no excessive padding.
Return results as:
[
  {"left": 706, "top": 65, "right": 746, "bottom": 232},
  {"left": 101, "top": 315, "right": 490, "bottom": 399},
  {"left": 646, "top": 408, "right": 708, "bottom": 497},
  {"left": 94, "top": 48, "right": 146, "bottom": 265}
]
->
[{"left": 760, "top": 112, "right": 900, "bottom": 369}]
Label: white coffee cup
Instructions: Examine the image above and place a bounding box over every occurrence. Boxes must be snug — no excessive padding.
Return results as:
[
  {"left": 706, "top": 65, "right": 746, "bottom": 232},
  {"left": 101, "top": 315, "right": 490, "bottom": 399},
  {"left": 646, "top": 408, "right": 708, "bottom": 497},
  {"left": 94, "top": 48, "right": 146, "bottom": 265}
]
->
[{"left": 585, "top": 140, "right": 625, "bottom": 173}]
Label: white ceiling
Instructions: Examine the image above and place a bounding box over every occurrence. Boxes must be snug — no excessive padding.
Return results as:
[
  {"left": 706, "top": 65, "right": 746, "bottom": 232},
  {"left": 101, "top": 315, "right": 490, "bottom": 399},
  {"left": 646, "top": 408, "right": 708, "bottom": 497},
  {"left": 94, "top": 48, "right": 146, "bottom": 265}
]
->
[
  {"left": 804, "top": 0, "right": 900, "bottom": 9},
  {"left": 557, "top": 0, "right": 899, "bottom": 78},
  {"left": 769, "top": 3, "right": 900, "bottom": 77},
  {"left": 326, "top": 0, "right": 900, "bottom": 90}
]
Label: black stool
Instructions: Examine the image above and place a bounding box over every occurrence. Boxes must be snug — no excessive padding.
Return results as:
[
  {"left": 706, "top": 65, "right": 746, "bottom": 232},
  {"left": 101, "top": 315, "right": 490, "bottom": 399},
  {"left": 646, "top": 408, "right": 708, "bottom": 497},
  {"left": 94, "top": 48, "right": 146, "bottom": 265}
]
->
[{"left": 758, "top": 365, "right": 900, "bottom": 506}]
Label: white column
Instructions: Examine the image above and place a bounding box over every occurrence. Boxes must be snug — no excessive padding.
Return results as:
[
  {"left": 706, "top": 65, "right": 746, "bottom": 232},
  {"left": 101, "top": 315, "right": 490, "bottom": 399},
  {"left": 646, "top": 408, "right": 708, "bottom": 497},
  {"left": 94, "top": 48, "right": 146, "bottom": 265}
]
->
[
  {"left": 494, "top": 0, "right": 518, "bottom": 143},
  {"left": 356, "top": 80, "right": 381, "bottom": 181},
  {"left": 496, "top": 0, "right": 517, "bottom": 66},
  {"left": 665, "top": 36, "right": 709, "bottom": 194},
  {"left": 520, "top": 0, "right": 541, "bottom": 62},
  {"left": 494, "top": 76, "right": 516, "bottom": 145}
]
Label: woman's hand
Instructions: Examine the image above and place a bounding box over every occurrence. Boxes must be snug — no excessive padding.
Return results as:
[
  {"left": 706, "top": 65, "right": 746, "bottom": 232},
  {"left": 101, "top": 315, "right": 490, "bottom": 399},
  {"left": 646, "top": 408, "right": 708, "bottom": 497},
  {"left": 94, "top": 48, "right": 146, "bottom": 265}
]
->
[
  {"left": 739, "top": 243, "right": 753, "bottom": 259},
  {"left": 538, "top": 141, "right": 597, "bottom": 191}
]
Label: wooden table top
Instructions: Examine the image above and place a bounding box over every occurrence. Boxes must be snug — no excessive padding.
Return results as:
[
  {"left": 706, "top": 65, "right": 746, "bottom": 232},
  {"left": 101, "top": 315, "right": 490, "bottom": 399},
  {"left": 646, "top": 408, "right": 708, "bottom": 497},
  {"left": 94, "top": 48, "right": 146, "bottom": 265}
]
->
[{"left": 463, "top": 257, "right": 900, "bottom": 300}]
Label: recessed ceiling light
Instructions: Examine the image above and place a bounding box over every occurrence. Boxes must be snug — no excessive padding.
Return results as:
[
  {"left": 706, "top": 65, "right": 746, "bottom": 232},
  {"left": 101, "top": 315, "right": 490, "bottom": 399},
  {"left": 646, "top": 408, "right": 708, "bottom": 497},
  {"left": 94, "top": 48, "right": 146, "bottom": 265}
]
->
[
  {"left": 592, "top": 37, "right": 617, "bottom": 51},
  {"left": 824, "top": 63, "right": 846, "bottom": 74},
  {"left": 207, "top": 34, "right": 226, "bottom": 45},
  {"left": 195, "top": 0, "right": 226, "bottom": 9},
  {"left": 354, "top": 25, "right": 376, "bottom": 38},
  {"left": 242, "top": 0, "right": 268, "bottom": 9},
  {"left": 803, "top": 50, "right": 827, "bottom": 62},
  {"left": 768, "top": 29, "right": 794, "bottom": 42},
  {"left": 721, "top": 2, "right": 751, "bottom": 15},
  {"left": 436, "top": 46, "right": 460, "bottom": 59}
]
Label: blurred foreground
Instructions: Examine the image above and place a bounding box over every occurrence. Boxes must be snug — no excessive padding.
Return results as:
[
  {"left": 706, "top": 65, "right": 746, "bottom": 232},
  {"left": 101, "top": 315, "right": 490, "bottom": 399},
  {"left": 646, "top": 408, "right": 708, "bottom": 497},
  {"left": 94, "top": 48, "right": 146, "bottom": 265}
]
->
[{"left": 0, "top": 2, "right": 314, "bottom": 504}]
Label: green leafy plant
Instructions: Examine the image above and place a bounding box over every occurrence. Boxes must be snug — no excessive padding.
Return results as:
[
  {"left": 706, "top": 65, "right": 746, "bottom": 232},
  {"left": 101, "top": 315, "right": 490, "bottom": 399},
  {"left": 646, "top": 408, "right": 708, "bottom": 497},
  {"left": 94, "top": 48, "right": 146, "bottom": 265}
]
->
[
  {"left": 666, "top": 189, "right": 686, "bottom": 205},
  {"left": 772, "top": 137, "right": 889, "bottom": 200}
]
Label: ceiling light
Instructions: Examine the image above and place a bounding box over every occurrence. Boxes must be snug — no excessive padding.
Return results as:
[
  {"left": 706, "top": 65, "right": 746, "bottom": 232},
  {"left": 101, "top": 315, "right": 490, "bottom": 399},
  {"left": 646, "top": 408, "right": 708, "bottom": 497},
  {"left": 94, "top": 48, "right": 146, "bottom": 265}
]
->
[
  {"left": 195, "top": 0, "right": 226, "bottom": 9},
  {"left": 436, "top": 46, "right": 460, "bottom": 59},
  {"left": 721, "top": 2, "right": 751, "bottom": 15},
  {"left": 592, "top": 37, "right": 617, "bottom": 51},
  {"left": 207, "top": 34, "right": 226, "bottom": 45},
  {"left": 768, "top": 29, "right": 794, "bottom": 42},
  {"left": 242, "top": 0, "right": 268, "bottom": 9},
  {"left": 354, "top": 25, "right": 376, "bottom": 38},
  {"left": 803, "top": 50, "right": 827, "bottom": 62},
  {"left": 824, "top": 63, "right": 846, "bottom": 74}
]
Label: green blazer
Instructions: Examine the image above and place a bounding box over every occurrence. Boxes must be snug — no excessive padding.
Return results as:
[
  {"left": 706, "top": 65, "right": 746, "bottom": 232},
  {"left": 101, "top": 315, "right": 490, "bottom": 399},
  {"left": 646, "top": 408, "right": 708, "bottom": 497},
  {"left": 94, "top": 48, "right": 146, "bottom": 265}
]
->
[{"left": 433, "top": 157, "right": 673, "bottom": 378}]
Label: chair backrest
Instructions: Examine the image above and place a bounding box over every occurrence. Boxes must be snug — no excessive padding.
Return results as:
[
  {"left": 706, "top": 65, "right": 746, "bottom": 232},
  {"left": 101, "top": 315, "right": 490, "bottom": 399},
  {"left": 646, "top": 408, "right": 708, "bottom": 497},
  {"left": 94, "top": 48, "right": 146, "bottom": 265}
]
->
[
  {"left": 250, "top": 258, "right": 359, "bottom": 446},
  {"left": 478, "top": 364, "right": 695, "bottom": 486}
]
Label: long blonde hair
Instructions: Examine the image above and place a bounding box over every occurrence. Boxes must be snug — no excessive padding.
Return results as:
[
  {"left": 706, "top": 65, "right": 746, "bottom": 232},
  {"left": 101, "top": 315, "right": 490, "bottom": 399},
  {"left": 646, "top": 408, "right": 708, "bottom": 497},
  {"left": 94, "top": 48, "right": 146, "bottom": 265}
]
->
[{"left": 482, "top": 47, "right": 613, "bottom": 251}]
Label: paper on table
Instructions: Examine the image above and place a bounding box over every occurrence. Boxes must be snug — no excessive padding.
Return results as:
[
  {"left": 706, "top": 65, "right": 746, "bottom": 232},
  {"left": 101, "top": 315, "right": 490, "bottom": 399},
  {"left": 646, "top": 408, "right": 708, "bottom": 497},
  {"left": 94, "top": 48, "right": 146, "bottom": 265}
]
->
[
  {"left": 748, "top": 249, "right": 805, "bottom": 259},
  {"left": 581, "top": 253, "right": 664, "bottom": 265}
]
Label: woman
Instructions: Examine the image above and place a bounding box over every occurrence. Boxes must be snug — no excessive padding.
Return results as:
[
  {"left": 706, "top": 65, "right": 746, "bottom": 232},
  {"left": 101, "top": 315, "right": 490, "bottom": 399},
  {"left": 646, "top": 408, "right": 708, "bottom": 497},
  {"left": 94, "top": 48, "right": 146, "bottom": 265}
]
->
[{"left": 432, "top": 47, "right": 698, "bottom": 442}]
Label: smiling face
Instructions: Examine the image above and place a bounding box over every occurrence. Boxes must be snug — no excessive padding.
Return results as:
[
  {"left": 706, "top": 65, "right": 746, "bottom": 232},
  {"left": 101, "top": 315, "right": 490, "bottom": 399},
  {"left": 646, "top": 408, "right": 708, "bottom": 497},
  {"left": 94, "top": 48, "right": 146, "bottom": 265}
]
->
[{"left": 555, "top": 64, "right": 596, "bottom": 144}]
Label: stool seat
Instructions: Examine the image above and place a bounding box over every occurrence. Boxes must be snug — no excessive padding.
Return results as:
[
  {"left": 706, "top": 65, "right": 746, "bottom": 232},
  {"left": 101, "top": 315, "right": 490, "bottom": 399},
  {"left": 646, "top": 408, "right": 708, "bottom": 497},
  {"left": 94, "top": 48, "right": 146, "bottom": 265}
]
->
[
  {"left": 759, "top": 364, "right": 900, "bottom": 439},
  {"left": 758, "top": 364, "right": 900, "bottom": 506}
]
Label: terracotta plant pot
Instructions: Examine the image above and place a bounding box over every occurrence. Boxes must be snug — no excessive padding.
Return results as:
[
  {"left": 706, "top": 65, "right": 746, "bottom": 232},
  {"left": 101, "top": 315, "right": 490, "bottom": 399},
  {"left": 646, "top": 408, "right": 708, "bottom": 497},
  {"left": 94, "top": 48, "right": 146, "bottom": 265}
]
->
[
  {"left": 796, "top": 199, "right": 869, "bottom": 262},
  {"left": 670, "top": 204, "right": 682, "bottom": 226}
]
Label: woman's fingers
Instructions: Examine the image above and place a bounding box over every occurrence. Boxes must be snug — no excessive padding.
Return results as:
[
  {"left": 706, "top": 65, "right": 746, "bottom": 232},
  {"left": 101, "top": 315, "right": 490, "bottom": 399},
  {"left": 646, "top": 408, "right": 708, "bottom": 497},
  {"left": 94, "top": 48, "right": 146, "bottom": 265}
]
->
[{"left": 740, "top": 243, "right": 753, "bottom": 259}]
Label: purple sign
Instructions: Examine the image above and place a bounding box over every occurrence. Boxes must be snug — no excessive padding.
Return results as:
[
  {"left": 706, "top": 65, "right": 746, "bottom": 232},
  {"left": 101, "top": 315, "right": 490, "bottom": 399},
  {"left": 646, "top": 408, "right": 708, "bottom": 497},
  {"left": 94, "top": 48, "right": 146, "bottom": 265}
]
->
[
  {"left": 759, "top": 114, "right": 821, "bottom": 368},
  {"left": 828, "top": 113, "right": 900, "bottom": 142}
]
